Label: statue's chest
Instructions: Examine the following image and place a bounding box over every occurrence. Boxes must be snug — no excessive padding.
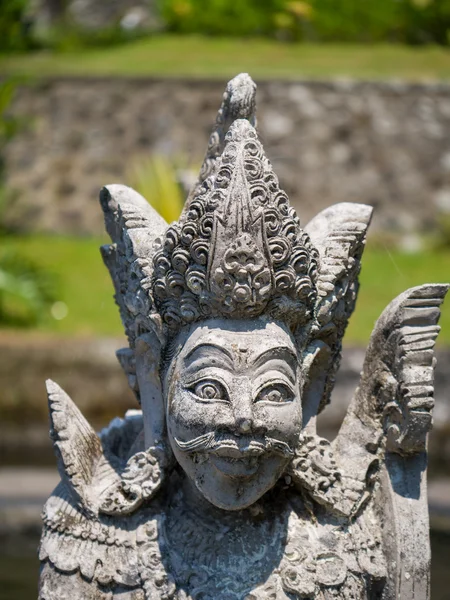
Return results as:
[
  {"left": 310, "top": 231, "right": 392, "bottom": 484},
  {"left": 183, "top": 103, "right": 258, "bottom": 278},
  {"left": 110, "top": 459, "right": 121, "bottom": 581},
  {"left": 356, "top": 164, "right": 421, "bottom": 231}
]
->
[
  {"left": 161, "top": 499, "right": 285, "bottom": 598},
  {"left": 146, "top": 494, "right": 384, "bottom": 600}
]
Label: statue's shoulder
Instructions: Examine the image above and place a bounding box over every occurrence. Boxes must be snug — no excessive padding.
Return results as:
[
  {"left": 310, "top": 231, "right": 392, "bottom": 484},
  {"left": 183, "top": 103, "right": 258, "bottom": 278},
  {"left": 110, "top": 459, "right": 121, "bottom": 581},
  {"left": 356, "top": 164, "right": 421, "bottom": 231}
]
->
[
  {"left": 39, "top": 476, "right": 177, "bottom": 599},
  {"left": 40, "top": 480, "right": 160, "bottom": 590},
  {"left": 45, "top": 380, "right": 167, "bottom": 518},
  {"left": 39, "top": 410, "right": 169, "bottom": 596}
]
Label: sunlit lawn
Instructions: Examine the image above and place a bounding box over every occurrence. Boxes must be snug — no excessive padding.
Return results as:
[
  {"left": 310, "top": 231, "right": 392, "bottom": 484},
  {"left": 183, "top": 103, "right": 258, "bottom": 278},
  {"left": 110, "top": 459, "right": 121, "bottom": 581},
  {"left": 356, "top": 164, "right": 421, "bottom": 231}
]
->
[
  {"left": 347, "top": 247, "right": 450, "bottom": 344},
  {"left": 1, "top": 234, "right": 449, "bottom": 344},
  {"left": 1, "top": 36, "right": 450, "bottom": 81},
  {"left": 1, "top": 234, "right": 120, "bottom": 336}
]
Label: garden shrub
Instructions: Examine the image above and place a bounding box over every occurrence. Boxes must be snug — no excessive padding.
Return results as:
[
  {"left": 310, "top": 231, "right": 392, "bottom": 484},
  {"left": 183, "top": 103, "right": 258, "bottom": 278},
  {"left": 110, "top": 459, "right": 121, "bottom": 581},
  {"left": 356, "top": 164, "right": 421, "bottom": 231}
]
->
[
  {"left": 4, "top": 0, "right": 450, "bottom": 49},
  {"left": 0, "top": 0, "right": 35, "bottom": 51},
  {"left": 158, "top": 0, "right": 450, "bottom": 45}
]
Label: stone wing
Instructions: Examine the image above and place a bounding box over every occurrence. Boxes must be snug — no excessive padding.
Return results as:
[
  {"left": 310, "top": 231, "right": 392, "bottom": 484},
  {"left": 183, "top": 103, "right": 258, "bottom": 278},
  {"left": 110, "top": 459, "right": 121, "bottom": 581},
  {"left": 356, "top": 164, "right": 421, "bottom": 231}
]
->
[
  {"left": 46, "top": 379, "right": 164, "bottom": 516},
  {"left": 46, "top": 379, "right": 105, "bottom": 513},
  {"left": 42, "top": 384, "right": 163, "bottom": 593},
  {"left": 99, "top": 184, "right": 168, "bottom": 396},
  {"left": 304, "top": 202, "right": 373, "bottom": 413},
  {"left": 336, "top": 284, "right": 448, "bottom": 459},
  {"left": 334, "top": 283, "right": 448, "bottom": 599}
]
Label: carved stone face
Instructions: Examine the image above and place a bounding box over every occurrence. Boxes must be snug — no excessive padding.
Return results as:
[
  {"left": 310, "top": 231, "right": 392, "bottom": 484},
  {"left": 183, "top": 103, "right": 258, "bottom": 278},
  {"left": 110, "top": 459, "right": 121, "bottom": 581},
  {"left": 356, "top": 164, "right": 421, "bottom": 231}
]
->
[{"left": 165, "top": 318, "right": 302, "bottom": 510}]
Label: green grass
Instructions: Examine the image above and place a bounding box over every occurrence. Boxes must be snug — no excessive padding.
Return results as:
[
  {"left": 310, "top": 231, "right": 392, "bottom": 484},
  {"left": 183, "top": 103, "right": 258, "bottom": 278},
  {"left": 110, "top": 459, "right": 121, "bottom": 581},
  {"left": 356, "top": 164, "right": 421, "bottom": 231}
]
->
[
  {"left": 1, "top": 36, "right": 450, "bottom": 80},
  {"left": 0, "top": 234, "right": 449, "bottom": 343},
  {"left": 347, "top": 247, "right": 450, "bottom": 345},
  {"left": 0, "top": 234, "right": 122, "bottom": 336}
]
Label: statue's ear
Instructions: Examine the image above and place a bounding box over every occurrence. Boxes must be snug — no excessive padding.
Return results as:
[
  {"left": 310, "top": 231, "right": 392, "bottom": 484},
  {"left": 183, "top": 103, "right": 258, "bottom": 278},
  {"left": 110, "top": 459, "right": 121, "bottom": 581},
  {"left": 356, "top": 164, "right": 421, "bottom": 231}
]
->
[
  {"left": 134, "top": 315, "right": 166, "bottom": 450},
  {"left": 301, "top": 341, "right": 331, "bottom": 432}
]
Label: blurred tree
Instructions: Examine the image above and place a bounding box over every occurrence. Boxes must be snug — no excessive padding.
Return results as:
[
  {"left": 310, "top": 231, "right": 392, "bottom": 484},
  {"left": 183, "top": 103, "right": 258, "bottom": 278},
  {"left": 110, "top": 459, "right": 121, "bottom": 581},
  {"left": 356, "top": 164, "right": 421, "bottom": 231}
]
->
[
  {"left": 158, "top": 0, "right": 450, "bottom": 45},
  {"left": 308, "top": 0, "right": 403, "bottom": 43},
  {"left": 159, "top": 0, "right": 287, "bottom": 37},
  {"left": 403, "top": 0, "right": 450, "bottom": 45},
  {"left": 0, "top": 0, "right": 34, "bottom": 51}
]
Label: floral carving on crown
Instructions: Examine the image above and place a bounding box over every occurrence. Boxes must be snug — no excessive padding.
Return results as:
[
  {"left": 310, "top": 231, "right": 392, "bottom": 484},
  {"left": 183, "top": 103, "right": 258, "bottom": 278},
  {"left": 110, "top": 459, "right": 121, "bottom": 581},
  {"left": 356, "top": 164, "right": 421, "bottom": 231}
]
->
[
  {"left": 152, "top": 119, "right": 319, "bottom": 333},
  {"left": 211, "top": 232, "right": 272, "bottom": 313}
]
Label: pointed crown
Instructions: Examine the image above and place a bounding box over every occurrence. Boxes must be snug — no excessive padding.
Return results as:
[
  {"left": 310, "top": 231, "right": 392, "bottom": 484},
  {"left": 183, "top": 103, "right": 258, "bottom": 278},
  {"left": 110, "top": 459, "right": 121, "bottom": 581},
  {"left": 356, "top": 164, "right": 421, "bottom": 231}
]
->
[{"left": 152, "top": 119, "right": 319, "bottom": 333}]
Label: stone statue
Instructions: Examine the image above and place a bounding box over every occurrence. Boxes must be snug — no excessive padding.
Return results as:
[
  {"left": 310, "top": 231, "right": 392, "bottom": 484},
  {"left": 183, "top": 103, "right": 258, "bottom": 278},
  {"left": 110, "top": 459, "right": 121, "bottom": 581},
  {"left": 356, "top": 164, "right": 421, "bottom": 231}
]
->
[{"left": 38, "top": 73, "right": 448, "bottom": 600}]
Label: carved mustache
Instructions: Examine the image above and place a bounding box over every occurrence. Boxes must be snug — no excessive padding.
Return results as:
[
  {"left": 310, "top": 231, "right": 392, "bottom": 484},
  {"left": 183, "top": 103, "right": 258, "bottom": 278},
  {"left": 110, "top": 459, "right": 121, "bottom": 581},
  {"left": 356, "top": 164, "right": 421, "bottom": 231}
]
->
[{"left": 173, "top": 431, "right": 294, "bottom": 458}]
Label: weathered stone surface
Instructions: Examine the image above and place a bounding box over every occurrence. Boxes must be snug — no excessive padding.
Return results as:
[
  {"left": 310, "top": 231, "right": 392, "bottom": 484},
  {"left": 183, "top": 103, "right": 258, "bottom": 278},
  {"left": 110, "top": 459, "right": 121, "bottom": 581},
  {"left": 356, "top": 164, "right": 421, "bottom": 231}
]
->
[
  {"left": 38, "top": 74, "right": 448, "bottom": 599},
  {"left": 5, "top": 77, "right": 450, "bottom": 236}
]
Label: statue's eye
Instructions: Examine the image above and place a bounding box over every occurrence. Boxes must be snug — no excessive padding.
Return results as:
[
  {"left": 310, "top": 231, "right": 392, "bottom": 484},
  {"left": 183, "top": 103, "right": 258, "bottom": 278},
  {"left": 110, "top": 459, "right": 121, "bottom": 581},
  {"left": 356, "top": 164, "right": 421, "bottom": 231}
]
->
[
  {"left": 255, "top": 383, "right": 293, "bottom": 404},
  {"left": 191, "top": 380, "right": 228, "bottom": 401}
]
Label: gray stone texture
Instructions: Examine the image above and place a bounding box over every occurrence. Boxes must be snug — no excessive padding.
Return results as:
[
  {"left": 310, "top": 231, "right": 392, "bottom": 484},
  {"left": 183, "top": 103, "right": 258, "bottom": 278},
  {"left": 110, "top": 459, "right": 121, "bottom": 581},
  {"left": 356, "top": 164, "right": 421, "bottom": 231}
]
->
[{"left": 5, "top": 77, "right": 450, "bottom": 235}]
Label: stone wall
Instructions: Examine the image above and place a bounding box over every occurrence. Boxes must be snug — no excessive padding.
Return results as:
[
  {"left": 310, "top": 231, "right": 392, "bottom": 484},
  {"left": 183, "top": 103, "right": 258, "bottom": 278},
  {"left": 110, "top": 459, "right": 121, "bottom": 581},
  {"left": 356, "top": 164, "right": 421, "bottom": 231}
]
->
[
  {"left": 0, "top": 333, "right": 136, "bottom": 465},
  {"left": 5, "top": 77, "right": 450, "bottom": 236}
]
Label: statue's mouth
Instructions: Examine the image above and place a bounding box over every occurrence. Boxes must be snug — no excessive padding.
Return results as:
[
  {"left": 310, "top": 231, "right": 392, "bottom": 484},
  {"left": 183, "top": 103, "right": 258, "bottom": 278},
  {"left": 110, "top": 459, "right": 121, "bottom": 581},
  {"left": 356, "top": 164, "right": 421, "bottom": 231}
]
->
[
  {"left": 209, "top": 451, "right": 260, "bottom": 478},
  {"left": 172, "top": 429, "right": 294, "bottom": 477},
  {"left": 212, "top": 440, "right": 266, "bottom": 457}
]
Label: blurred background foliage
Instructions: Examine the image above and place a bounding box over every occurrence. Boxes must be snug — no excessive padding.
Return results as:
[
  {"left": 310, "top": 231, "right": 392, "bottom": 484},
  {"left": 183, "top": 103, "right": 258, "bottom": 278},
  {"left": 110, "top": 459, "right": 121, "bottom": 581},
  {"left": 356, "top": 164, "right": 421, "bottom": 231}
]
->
[
  {"left": 0, "top": 0, "right": 34, "bottom": 52},
  {"left": 3, "top": 0, "right": 450, "bottom": 52},
  {"left": 0, "top": 247, "right": 57, "bottom": 327},
  {"left": 159, "top": 0, "right": 450, "bottom": 45},
  {"left": 0, "top": 0, "right": 148, "bottom": 53}
]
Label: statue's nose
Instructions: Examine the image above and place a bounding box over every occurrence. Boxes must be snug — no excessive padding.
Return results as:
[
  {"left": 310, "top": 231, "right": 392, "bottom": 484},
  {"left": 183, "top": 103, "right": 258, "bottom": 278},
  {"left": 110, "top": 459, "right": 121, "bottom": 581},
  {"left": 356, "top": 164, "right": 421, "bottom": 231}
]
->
[
  {"left": 233, "top": 379, "right": 254, "bottom": 434},
  {"left": 237, "top": 418, "right": 252, "bottom": 434}
]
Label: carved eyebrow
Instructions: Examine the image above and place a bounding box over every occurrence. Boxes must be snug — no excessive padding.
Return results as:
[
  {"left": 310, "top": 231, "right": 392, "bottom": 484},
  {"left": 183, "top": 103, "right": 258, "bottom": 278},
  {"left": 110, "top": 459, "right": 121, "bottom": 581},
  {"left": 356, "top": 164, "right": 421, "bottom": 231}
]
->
[
  {"left": 183, "top": 343, "right": 235, "bottom": 367},
  {"left": 252, "top": 347, "right": 298, "bottom": 371}
]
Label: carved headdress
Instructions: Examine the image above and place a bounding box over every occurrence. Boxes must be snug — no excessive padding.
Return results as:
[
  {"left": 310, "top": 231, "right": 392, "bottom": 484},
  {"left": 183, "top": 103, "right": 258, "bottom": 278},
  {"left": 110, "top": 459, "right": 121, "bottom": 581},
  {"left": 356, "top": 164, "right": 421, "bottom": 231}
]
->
[
  {"left": 152, "top": 119, "right": 318, "bottom": 332},
  {"left": 100, "top": 74, "right": 372, "bottom": 415}
]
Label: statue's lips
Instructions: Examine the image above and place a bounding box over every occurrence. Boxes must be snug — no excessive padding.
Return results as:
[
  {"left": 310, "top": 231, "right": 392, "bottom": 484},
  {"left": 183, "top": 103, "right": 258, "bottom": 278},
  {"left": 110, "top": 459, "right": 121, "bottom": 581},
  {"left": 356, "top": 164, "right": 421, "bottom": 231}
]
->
[{"left": 209, "top": 446, "right": 262, "bottom": 477}]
